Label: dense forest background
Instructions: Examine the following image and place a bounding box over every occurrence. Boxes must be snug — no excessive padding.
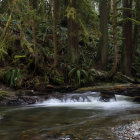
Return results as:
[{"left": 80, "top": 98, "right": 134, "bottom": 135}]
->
[{"left": 0, "top": 0, "right": 139, "bottom": 90}]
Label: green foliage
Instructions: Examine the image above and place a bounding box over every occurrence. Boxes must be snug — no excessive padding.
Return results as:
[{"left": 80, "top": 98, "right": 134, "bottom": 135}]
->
[
  {"left": 68, "top": 66, "right": 88, "bottom": 86},
  {"left": 0, "top": 0, "right": 139, "bottom": 89},
  {"left": 14, "top": 55, "right": 26, "bottom": 59},
  {"left": 49, "top": 70, "right": 64, "bottom": 85},
  {"left": 0, "top": 45, "right": 8, "bottom": 61},
  {"left": 5, "top": 68, "right": 21, "bottom": 87},
  {"left": 0, "top": 91, "right": 9, "bottom": 97},
  {"left": 45, "top": 75, "right": 50, "bottom": 84},
  {"left": 0, "top": 69, "right": 6, "bottom": 81},
  {"left": 66, "top": 7, "right": 77, "bottom": 20}
]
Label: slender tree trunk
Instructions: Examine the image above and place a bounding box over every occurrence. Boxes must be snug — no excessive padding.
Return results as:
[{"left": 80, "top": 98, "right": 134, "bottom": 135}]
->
[
  {"left": 29, "top": 0, "right": 38, "bottom": 67},
  {"left": 98, "top": 0, "right": 109, "bottom": 70},
  {"left": 110, "top": 0, "right": 118, "bottom": 76},
  {"left": 133, "top": 0, "right": 140, "bottom": 59},
  {"left": 52, "top": 0, "right": 57, "bottom": 67},
  {"left": 68, "top": 0, "right": 79, "bottom": 64},
  {"left": 122, "top": 0, "right": 133, "bottom": 76}
]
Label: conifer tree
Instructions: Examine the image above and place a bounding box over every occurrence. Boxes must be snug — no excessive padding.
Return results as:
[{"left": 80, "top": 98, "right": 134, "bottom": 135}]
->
[{"left": 122, "top": 0, "right": 133, "bottom": 76}]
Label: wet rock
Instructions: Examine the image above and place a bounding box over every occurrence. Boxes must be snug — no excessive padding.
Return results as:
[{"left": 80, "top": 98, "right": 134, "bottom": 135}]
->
[
  {"left": 0, "top": 89, "right": 43, "bottom": 105},
  {"left": 112, "top": 121, "right": 140, "bottom": 140},
  {"left": 59, "top": 92, "right": 100, "bottom": 102},
  {"left": 20, "top": 96, "right": 38, "bottom": 104},
  {"left": 133, "top": 96, "right": 140, "bottom": 103},
  {"left": 16, "top": 90, "right": 35, "bottom": 96},
  {"left": 99, "top": 92, "right": 116, "bottom": 102},
  {"left": 8, "top": 98, "right": 25, "bottom": 105},
  {"left": 0, "top": 94, "right": 14, "bottom": 105},
  {"left": 8, "top": 96, "right": 39, "bottom": 105},
  {"left": 94, "top": 137, "right": 104, "bottom": 140}
]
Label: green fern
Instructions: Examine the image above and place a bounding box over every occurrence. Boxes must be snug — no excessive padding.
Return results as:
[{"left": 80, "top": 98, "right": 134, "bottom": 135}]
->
[
  {"left": 77, "top": 70, "right": 81, "bottom": 85},
  {"left": 5, "top": 68, "right": 21, "bottom": 87},
  {"left": 68, "top": 67, "right": 89, "bottom": 86}
]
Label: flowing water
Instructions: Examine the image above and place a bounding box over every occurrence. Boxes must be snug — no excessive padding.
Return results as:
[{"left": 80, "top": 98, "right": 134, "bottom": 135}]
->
[{"left": 0, "top": 92, "right": 140, "bottom": 140}]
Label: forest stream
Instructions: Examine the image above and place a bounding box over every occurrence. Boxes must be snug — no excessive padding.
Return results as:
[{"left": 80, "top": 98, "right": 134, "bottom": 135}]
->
[{"left": 0, "top": 92, "right": 140, "bottom": 140}]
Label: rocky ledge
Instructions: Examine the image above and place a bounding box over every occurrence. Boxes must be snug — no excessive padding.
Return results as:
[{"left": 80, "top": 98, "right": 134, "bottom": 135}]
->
[
  {"left": 0, "top": 90, "right": 42, "bottom": 105},
  {"left": 0, "top": 88, "right": 70, "bottom": 106}
]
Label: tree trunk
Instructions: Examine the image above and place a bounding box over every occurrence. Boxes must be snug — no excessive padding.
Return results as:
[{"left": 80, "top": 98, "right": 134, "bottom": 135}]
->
[
  {"left": 133, "top": 0, "right": 140, "bottom": 59},
  {"left": 52, "top": 0, "right": 58, "bottom": 67},
  {"left": 68, "top": 0, "right": 79, "bottom": 64},
  {"left": 110, "top": 0, "right": 118, "bottom": 76},
  {"left": 122, "top": 0, "right": 133, "bottom": 76},
  {"left": 29, "top": 0, "right": 38, "bottom": 67},
  {"left": 98, "top": 0, "right": 109, "bottom": 70}
]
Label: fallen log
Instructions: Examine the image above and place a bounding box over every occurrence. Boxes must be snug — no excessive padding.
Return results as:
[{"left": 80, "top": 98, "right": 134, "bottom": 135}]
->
[{"left": 76, "top": 83, "right": 140, "bottom": 96}]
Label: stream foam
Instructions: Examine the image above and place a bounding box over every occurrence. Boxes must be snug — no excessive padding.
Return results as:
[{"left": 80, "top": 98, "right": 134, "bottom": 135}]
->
[{"left": 35, "top": 92, "right": 138, "bottom": 110}]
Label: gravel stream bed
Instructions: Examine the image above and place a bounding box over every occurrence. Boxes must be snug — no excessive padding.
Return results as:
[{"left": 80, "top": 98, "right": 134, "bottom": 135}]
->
[{"left": 112, "top": 121, "right": 140, "bottom": 140}]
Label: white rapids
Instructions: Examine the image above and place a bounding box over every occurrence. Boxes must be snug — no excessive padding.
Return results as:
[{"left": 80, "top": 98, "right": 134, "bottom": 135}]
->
[{"left": 35, "top": 92, "right": 138, "bottom": 110}]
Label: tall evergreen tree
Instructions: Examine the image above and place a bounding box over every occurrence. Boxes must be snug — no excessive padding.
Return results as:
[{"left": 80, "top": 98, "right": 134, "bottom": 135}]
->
[
  {"left": 52, "top": 0, "right": 58, "bottom": 67},
  {"left": 98, "top": 0, "right": 109, "bottom": 70},
  {"left": 110, "top": 0, "right": 118, "bottom": 76},
  {"left": 67, "top": 0, "right": 79, "bottom": 64},
  {"left": 133, "top": 0, "right": 140, "bottom": 58},
  {"left": 122, "top": 0, "right": 133, "bottom": 76}
]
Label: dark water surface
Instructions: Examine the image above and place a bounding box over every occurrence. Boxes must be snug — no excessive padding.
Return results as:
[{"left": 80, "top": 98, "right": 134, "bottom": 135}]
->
[{"left": 0, "top": 93, "right": 140, "bottom": 140}]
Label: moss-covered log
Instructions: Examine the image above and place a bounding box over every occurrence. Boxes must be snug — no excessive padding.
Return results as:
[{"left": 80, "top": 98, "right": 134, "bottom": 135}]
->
[{"left": 76, "top": 83, "right": 140, "bottom": 96}]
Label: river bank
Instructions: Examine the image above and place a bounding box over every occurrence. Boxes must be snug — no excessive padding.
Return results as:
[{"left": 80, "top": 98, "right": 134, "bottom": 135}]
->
[{"left": 0, "top": 83, "right": 140, "bottom": 106}]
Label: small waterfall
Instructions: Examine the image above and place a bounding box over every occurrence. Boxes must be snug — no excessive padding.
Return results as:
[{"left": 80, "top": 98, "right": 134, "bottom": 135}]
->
[
  {"left": 35, "top": 92, "right": 136, "bottom": 109},
  {"left": 60, "top": 92, "right": 101, "bottom": 102}
]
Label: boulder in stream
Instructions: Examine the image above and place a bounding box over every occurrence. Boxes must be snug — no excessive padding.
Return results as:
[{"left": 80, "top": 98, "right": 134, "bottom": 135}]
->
[
  {"left": 133, "top": 96, "right": 140, "bottom": 103},
  {"left": 99, "top": 92, "right": 116, "bottom": 102}
]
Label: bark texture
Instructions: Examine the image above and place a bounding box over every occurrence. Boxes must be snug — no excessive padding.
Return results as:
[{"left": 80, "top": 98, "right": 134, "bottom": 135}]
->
[
  {"left": 122, "top": 0, "right": 133, "bottom": 76},
  {"left": 53, "top": 0, "right": 58, "bottom": 67},
  {"left": 133, "top": 0, "right": 140, "bottom": 60},
  {"left": 68, "top": 0, "right": 79, "bottom": 64},
  {"left": 99, "top": 0, "right": 109, "bottom": 70},
  {"left": 110, "top": 0, "right": 118, "bottom": 76}
]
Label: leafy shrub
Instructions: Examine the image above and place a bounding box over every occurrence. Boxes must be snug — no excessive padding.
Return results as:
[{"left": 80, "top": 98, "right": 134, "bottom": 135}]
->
[
  {"left": 48, "top": 69, "right": 64, "bottom": 85},
  {"left": 4, "top": 68, "right": 21, "bottom": 87},
  {"left": 68, "top": 67, "right": 88, "bottom": 86}
]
